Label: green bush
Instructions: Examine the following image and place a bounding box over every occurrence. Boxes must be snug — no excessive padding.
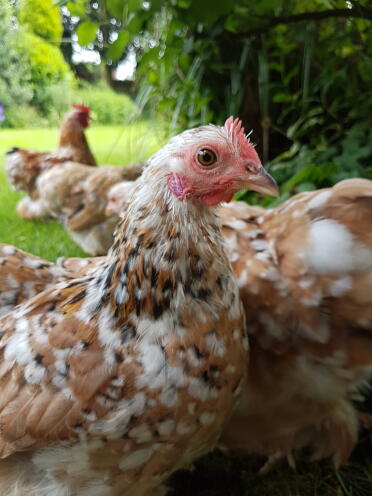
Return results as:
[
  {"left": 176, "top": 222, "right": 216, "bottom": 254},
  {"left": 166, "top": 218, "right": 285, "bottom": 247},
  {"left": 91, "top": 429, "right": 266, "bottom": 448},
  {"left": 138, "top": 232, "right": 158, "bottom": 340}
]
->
[
  {"left": 19, "top": 32, "right": 73, "bottom": 87},
  {"left": 0, "top": 3, "right": 32, "bottom": 128},
  {"left": 33, "top": 81, "right": 76, "bottom": 123},
  {"left": 0, "top": 0, "right": 74, "bottom": 125},
  {"left": 16, "top": 31, "right": 75, "bottom": 114},
  {"left": 2, "top": 105, "right": 47, "bottom": 129},
  {"left": 18, "top": 0, "right": 63, "bottom": 42},
  {"left": 72, "top": 85, "right": 138, "bottom": 125}
]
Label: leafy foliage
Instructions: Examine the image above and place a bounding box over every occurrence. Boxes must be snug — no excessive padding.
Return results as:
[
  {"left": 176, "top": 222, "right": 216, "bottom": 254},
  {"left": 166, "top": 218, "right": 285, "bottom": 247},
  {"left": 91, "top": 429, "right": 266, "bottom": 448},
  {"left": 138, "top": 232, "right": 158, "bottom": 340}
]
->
[
  {"left": 59, "top": 0, "right": 163, "bottom": 75},
  {"left": 18, "top": 32, "right": 72, "bottom": 86},
  {"left": 76, "top": 19, "right": 98, "bottom": 45},
  {"left": 0, "top": 0, "right": 74, "bottom": 127},
  {"left": 0, "top": 3, "right": 32, "bottom": 127},
  {"left": 17, "top": 30, "right": 74, "bottom": 114},
  {"left": 18, "top": 0, "right": 64, "bottom": 42},
  {"left": 0, "top": 0, "right": 74, "bottom": 123}
]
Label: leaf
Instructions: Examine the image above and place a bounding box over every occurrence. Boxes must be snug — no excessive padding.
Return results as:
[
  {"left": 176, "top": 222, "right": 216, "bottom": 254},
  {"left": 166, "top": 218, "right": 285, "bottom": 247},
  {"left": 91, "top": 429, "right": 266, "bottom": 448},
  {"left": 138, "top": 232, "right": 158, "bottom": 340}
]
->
[
  {"left": 106, "top": 0, "right": 124, "bottom": 18},
  {"left": 273, "top": 92, "right": 294, "bottom": 103},
  {"left": 148, "top": 70, "right": 158, "bottom": 83},
  {"left": 179, "top": 54, "right": 190, "bottom": 70},
  {"left": 127, "top": 16, "right": 143, "bottom": 33},
  {"left": 177, "top": 0, "right": 191, "bottom": 8},
  {"left": 76, "top": 21, "right": 98, "bottom": 46},
  {"left": 188, "top": 0, "right": 233, "bottom": 24},
  {"left": 107, "top": 31, "right": 131, "bottom": 61},
  {"left": 66, "top": 1, "right": 85, "bottom": 17},
  {"left": 138, "top": 47, "right": 160, "bottom": 68},
  {"left": 53, "top": 0, "right": 69, "bottom": 6},
  {"left": 128, "top": 0, "right": 142, "bottom": 11}
]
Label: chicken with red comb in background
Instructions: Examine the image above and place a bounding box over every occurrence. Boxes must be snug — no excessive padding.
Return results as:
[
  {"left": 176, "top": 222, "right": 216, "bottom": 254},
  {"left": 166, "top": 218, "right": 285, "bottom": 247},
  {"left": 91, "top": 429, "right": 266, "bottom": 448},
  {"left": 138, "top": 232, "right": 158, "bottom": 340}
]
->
[
  {"left": 5, "top": 104, "right": 97, "bottom": 220},
  {"left": 71, "top": 104, "right": 91, "bottom": 131}
]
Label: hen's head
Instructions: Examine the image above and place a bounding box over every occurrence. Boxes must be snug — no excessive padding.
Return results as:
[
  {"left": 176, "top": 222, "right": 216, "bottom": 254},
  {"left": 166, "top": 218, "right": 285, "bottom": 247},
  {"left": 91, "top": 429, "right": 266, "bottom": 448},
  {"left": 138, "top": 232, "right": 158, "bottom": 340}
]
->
[
  {"left": 153, "top": 117, "right": 278, "bottom": 206},
  {"left": 70, "top": 104, "right": 91, "bottom": 129},
  {"left": 106, "top": 181, "right": 135, "bottom": 217}
]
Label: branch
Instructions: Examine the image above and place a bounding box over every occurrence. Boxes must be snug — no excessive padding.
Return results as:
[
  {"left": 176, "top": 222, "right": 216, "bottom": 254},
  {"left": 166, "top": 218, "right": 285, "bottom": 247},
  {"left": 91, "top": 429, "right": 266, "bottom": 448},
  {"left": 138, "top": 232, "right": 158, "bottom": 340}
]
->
[{"left": 235, "top": 6, "right": 372, "bottom": 37}]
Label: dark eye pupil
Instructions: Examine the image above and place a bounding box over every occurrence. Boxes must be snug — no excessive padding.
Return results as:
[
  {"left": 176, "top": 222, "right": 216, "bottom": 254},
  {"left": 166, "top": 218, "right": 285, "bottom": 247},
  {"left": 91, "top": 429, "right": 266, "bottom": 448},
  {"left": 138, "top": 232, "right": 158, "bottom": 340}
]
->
[{"left": 197, "top": 149, "right": 216, "bottom": 166}]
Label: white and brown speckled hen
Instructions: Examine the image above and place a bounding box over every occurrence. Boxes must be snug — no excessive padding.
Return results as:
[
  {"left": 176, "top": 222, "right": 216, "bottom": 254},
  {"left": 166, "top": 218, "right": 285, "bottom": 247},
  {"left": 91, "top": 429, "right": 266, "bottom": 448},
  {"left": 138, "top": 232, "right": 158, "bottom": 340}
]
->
[
  {"left": 0, "top": 118, "right": 277, "bottom": 495},
  {"left": 6, "top": 105, "right": 97, "bottom": 220},
  {"left": 219, "top": 178, "right": 372, "bottom": 471},
  {"left": 1, "top": 178, "right": 371, "bottom": 474}
]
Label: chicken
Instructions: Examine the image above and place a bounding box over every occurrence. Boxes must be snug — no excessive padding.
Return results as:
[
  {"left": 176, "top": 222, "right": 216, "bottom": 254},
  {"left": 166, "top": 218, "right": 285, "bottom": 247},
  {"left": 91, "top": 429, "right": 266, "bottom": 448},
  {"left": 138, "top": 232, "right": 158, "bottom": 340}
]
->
[
  {"left": 0, "top": 244, "right": 102, "bottom": 320},
  {"left": 0, "top": 245, "right": 72, "bottom": 318},
  {"left": 1, "top": 178, "right": 371, "bottom": 474},
  {"left": 219, "top": 178, "right": 372, "bottom": 471},
  {"left": 6, "top": 104, "right": 96, "bottom": 220},
  {"left": 0, "top": 117, "right": 276, "bottom": 495},
  {"left": 106, "top": 181, "right": 136, "bottom": 217},
  {"left": 33, "top": 161, "right": 144, "bottom": 254}
]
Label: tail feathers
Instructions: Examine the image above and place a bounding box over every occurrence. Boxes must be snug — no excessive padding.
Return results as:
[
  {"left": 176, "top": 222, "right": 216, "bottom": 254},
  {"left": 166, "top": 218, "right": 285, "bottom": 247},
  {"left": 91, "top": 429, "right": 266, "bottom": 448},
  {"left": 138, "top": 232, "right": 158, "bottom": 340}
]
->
[{"left": 6, "top": 147, "right": 20, "bottom": 155}]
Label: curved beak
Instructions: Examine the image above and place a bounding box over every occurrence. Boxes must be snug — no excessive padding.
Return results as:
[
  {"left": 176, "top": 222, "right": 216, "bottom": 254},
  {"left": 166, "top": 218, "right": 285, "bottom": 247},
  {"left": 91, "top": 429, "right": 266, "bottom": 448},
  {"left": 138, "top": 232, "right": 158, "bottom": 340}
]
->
[{"left": 238, "top": 166, "right": 279, "bottom": 197}]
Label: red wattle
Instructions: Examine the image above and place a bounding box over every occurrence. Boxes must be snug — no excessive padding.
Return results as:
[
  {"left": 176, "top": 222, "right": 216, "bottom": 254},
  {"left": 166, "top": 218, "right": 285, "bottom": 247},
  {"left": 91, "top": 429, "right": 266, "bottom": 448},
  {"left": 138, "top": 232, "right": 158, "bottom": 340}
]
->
[
  {"left": 167, "top": 173, "right": 191, "bottom": 200},
  {"left": 201, "top": 190, "right": 234, "bottom": 206}
]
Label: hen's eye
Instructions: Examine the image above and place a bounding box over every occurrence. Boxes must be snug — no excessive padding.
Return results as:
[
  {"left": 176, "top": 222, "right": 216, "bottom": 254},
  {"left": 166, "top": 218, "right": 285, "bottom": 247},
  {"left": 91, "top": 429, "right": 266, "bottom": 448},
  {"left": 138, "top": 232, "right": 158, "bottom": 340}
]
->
[{"left": 196, "top": 149, "right": 217, "bottom": 167}]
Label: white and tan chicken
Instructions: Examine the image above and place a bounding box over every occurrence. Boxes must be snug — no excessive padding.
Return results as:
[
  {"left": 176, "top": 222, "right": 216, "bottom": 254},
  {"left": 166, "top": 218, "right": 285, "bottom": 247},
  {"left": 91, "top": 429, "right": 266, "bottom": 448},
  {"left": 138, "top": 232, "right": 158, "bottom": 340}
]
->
[
  {"left": 220, "top": 179, "right": 372, "bottom": 471},
  {"left": 2, "top": 179, "right": 371, "bottom": 475},
  {"left": 33, "top": 161, "right": 144, "bottom": 254},
  {"left": 0, "top": 117, "right": 277, "bottom": 495}
]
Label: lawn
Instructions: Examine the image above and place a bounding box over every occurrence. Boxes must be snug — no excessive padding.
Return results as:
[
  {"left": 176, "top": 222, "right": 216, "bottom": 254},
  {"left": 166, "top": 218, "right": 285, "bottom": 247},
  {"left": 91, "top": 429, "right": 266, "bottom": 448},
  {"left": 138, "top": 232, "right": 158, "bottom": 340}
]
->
[
  {"left": 0, "top": 124, "right": 371, "bottom": 495},
  {"left": 0, "top": 122, "right": 164, "bottom": 260}
]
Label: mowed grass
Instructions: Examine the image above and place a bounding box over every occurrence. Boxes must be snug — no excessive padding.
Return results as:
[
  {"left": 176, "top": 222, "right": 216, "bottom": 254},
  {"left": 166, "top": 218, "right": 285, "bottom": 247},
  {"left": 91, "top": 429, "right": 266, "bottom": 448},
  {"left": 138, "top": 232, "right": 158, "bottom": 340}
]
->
[
  {"left": 0, "top": 122, "right": 164, "bottom": 260},
  {"left": 0, "top": 124, "right": 371, "bottom": 494}
]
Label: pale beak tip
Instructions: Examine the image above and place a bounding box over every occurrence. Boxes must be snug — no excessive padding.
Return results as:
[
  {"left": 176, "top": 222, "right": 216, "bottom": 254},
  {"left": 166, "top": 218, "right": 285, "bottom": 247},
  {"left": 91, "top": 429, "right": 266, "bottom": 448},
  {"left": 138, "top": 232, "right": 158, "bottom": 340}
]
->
[{"left": 243, "top": 167, "right": 279, "bottom": 197}]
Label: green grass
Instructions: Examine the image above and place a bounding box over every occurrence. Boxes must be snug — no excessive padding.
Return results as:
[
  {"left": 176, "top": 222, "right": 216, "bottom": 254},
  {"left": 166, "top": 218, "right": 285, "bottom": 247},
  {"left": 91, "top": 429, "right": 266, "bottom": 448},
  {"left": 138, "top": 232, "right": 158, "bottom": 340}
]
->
[
  {"left": 0, "top": 125, "right": 371, "bottom": 495},
  {"left": 0, "top": 122, "right": 164, "bottom": 260}
]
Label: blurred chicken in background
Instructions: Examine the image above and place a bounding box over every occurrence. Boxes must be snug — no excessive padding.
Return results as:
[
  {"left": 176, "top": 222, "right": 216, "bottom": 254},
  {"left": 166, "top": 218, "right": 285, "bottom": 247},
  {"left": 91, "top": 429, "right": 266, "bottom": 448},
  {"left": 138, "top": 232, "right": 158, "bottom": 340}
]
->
[{"left": 6, "top": 104, "right": 96, "bottom": 219}]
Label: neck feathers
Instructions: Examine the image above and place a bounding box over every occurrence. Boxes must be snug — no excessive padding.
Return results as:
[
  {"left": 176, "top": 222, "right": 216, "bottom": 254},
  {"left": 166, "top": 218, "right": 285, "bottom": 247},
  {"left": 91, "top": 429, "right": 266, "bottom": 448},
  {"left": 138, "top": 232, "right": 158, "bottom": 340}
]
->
[
  {"left": 91, "top": 166, "right": 229, "bottom": 322},
  {"left": 58, "top": 115, "right": 96, "bottom": 165},
  {"left": 59, "top": 115, "right": 83, "bottom": 146}
]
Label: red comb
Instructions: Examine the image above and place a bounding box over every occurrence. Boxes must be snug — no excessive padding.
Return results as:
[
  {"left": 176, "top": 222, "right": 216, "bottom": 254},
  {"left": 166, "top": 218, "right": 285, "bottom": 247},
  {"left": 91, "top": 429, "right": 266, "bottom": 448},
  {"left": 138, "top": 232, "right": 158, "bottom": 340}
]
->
[
  {"left": 224, "top": 116, "right": 252, "bottom": 155},
  {"left": 72, "top": 104, "right": 90, "bottom": 114}
]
